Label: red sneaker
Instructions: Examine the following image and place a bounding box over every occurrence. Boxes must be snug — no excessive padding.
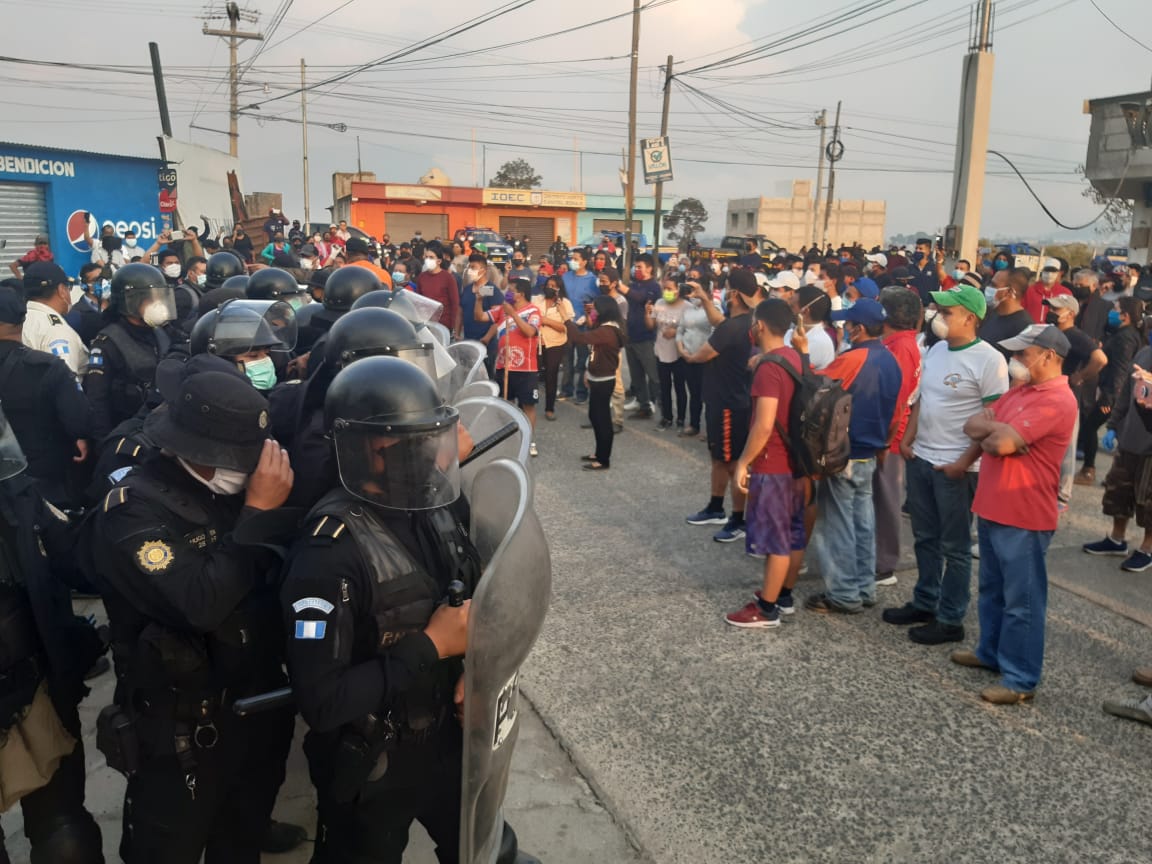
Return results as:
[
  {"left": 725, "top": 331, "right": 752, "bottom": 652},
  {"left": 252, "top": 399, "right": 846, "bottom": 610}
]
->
[{"left": 725, "top": 600, "right": 780, "bottom": 629}]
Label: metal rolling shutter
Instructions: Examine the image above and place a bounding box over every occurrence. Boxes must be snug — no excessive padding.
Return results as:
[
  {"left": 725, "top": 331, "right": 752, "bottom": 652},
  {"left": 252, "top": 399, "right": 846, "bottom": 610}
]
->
[
  {"left": 498, "top": 216, "right": 553, "bottom": 244},
  {"left": 384, "top": 213, "right": 448, "bottom": 243},
  {"left": 0, "top": 182, "right": 48, "bottom": 265}
]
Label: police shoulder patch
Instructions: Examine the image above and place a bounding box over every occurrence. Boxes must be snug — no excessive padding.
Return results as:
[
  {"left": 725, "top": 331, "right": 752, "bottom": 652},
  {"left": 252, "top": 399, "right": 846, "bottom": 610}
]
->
[{"left": 136, "top": 540, "right": 174, "bottom": 573}]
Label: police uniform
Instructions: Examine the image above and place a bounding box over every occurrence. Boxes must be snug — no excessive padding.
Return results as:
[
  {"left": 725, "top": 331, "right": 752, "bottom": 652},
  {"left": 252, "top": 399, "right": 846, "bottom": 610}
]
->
[
  {"left": 84, "top": 320, "right": 171, "bottom": 442},
  {"left": 0, "top": 411, "right": 104, "bottom": 864},
  {"left": 91, "top": 370, "right": 293, "bottom": 864},
  {"left": 22, "top": 301, "right": 88, "bottom": 380},
  {"left": 282, "top": 356, "right": 530, "bottom": 864}
]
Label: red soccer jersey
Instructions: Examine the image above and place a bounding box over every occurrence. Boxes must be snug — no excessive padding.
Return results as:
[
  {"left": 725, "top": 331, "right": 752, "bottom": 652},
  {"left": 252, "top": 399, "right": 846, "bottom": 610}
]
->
[{"left": 489, "top": 304, "right": 542, "bottom": 373}]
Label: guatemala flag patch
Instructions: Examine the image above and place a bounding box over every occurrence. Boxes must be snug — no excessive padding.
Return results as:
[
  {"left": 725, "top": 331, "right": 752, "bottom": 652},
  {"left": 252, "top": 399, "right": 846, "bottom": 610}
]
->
[{"left": 295, "top": 620, "right": 327, "bottom": 640}]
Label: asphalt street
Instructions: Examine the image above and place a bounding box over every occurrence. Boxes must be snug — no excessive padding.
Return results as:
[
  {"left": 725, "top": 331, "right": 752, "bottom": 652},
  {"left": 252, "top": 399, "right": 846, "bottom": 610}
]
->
[{"left": 7, "top": 398, "right": 1152, "bottom": 863}]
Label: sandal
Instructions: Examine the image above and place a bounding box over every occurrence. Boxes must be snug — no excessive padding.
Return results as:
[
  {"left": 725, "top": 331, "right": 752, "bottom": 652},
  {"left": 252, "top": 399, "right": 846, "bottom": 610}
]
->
[
  {"left": 545, "top": 412, "right": 556, "bottom": 421},
  {"left": 580, "top": 455, "right": 598, "bottom": 462},
  {"left": 582, "top": 461, "right": 609, "bottom": 471}
]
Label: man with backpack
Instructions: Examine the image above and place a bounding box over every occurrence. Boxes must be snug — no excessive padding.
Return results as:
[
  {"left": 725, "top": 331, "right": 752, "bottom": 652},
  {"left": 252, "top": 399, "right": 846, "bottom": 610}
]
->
[
  {"left": 726, "top": 299, "right": 808, "bottom": 627},
  {"left": 793, "top": 299, "right": 902, "bottom": 614},
  {"left": 884, "top": 284, "right": 1008, "bottom": 644}
]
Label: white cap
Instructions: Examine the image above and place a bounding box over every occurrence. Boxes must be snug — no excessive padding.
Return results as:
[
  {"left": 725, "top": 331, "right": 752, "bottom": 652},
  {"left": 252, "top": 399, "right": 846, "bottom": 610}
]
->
[
  {"left": 767, "top": 270, "right": 801, "bottom": 291},
  {"left": 754, "top": 272, "right": 770, "bottom": 288},
  {"left": 803, "top": 269, "right": 819, "bottom": 285},
  {"left": 864, "top": 253, "right": 888, "bottom": 268}
]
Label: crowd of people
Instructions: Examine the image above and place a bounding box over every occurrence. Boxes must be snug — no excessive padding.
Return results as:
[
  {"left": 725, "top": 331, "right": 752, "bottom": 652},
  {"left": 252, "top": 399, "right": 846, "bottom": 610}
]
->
[{"left": 1, "top": 214, "right": 1152, "bottom": 860}]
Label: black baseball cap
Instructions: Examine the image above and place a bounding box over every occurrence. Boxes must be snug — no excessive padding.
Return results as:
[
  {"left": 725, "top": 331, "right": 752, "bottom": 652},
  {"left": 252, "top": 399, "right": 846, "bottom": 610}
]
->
[
  {"left": 143, "top": 370, "right": 271, "bottom": 472},
  {"left": 345, "top": 237, "right": 372, "bottom": 255},
  {"left": 23, "top": 262, "right": 69, "bottom": 294},
  {"left": 0, "top": 287, "right": 26, "bottom": 325}
]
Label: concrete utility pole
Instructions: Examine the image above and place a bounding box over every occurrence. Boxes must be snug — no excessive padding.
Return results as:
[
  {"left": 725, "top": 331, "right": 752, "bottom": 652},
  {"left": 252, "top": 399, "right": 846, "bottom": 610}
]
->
[
  {"left": 623, "top": 0, "right": 641, "bottom": 277},
  {"left": 300, "top": 59, "right": 310, "bottom": 229},
  {"left": 822, "top": 100, "right": 843, "bottom": 250},
  {"left": 202, "top": 2, "right": 263, "bottom": 158},
  {"left": 651, "top": 55, "right": 673, "bottom": 261},
  {"left": 948, "top": 0, "right": 995, "bottom": 264},
  {"left": 812, "top": 109, "right": 827, "bottom": 247}
]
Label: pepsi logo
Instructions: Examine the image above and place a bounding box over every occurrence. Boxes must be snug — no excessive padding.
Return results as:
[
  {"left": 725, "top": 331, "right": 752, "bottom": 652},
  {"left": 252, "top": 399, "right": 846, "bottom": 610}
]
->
[{"left": 67, "top": 210, "right": 99, "bottom": 252}]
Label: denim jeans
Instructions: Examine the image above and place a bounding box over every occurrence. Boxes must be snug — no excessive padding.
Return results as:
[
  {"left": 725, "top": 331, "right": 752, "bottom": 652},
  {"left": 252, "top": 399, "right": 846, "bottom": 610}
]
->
[
  {"left": 561, "top": 342, "right": 589, "bottom": 399},
  {"left": 625, "top": 339, "right": 659, "bottom": 409},
  {"left": 974, "top": 518, "right": 1053, "bottom": 692},
  {"left": 906, "top": 456, "right": 978, "bottom": 626},
  {"left": 811, "top": 458, "right": 877, "bottom": 608}
]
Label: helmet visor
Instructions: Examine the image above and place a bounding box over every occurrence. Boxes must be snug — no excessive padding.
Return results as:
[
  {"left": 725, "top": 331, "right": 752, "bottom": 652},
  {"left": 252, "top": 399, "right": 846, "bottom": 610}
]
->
[
  {"left": 212, "top": 300, "right": 297, "bottom": 355},
  {"left": 334, "top": 419, "right": 460, "bottom": 510},
  {"left": 127, "top": 284, "right": 177, "bottom": 323},
  {"left": 0, "top": 406, "right": 27, "bottom": 481},
  {"left": 392, "top": 345, "right": 438, "bottom": 382}
]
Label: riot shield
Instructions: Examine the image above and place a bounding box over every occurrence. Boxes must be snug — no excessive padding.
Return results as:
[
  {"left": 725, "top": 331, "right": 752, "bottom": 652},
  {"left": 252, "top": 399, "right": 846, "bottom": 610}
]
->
[
  {"left": 425, "top": 321, "right": 452, "bottom": 348},
  {"left": 445, "top": 340, "right": 489, "bottom": 400},
  {"left": 454, "top": 396, "right": 531, "bottom": 499},
  {"left": 455, "top": 381, "right": 499, "bottom": 402},
  {"left": 460, "top": 458, "right": 551, "bottom": 864}
]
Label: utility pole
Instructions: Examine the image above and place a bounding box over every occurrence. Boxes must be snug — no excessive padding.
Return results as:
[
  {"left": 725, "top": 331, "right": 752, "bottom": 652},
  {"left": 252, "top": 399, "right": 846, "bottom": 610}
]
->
[
  {"left": 202, "top": 2, "right": 262, "bottom": 158},
  {"left": 300, "top": 59, "right": 310, "bottom": 229},
  {"left": 471, "top": 129, "right": 477, "bottom": 187},
  {"left": 948, "top": 0, "right": 996, "bottom": 264},
  {"left": 812, "top": 109, "right": 827, "bottom": 248},
  {"left": 356, "top": 136, "right": 362, "bottom": 175},
  {"left": 822, "top": 100, "right": 843, "bottom": 250},
  {"left": 651, "top": 55, "right": 674, "bottom": 264},
  {"left": 623, "top": 0, "right": 641, "bottom": 277}
]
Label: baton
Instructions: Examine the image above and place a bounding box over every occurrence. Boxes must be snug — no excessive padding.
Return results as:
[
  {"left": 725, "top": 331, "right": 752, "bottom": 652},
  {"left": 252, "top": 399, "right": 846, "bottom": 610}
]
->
[
  {"left": 459, "top": 421, "right": 519, "bottom": 467},
  {"left": 233, "top": 687, "right": 295, "bottom": 716}
]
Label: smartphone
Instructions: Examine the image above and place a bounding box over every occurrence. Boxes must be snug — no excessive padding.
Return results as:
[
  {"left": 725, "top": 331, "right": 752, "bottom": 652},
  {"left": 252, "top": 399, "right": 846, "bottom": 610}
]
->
[
  {"left": 796, "top": 314, "right": 805, "bottom": 332},
  {"left": 1138, "top": 381, "right": 1152, "bottom": 402}
]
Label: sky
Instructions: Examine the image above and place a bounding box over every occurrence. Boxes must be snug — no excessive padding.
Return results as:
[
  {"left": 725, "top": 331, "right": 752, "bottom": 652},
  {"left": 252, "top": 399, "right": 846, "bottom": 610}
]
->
[{"left": 3, "top": 0, "right": 1150, "bottom": 244}]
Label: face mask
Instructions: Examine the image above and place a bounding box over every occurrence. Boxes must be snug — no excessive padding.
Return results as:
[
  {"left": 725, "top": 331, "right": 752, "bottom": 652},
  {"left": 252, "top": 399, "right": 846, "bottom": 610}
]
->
[
  {"left": 125, "top": 238, "right": 138, "bottom": 248},
  {"left": 179, "top": 458, "right": 249, "bottom": 496},
  {"left": 1071, "top": 284, "right": 1091, "bottom": 302},
  {"left": 1044, "top": 312, "right": 1062, "bottom": 326},
  {"left": 568, "top": 259, "right": 578, "bottom": 269},
  {"left": 930, "top": 314, "right": 950, "bottom": 340},
  {"left": 243, "top": 355, "right": 278, "bottom": 390},
  {"left": 162, "top": 263, "right": 181, "bottom": 279},
  {"left": 588, "top": 310, "right": 599, "bottom": 325},
  {"left": 923, "top": 308, "right": 937, "bottom": 322},
  {"left": 993, "top": 260, "right": 1009, "bottom": 271},
  {"left": 1008, "top": 357, "right": 1032, "bottom": 383},
  {"left": 196, "top": 273, "right": 207, "bottom": 287},
  {"left": 422, "top": 258, "right": 437, "bottom": 273},
  {"left": 504, "top": 290, "right": 516, "bottom": 304},
  {"left": 1039, "top": 272, "right": 1058, "bottom": 286},
  {"left": 101, "top": 237, "right": 118, "bottom": 252},
  {"left": 711, "top": 263, "right": 721, "bottom": 274},
  {"left": 662, "top": 290, "right": 677, "bottom": 303},
  {"left": 392, "top": 271, "right": 406, "bottom": 285},
  {"left": 466, "top": 268, "right": 483, "bottom": 284},
  {"left": 141, "top": 301, "right": 172, "bottom": 327},
  {"left": 953, "top": 269, "right": 966, "bottom": 281},
  {"left": 677, "top": 264, "right": 686, "bottom": 273},
  {"left": 721, "top": 266, "right": 730, "bottom": 274},
  {"left": 912, "top": 251, "right": 925, "bottom": 264},
  {"left": 984, "top": 286, "right": 999, "bottom": 306},
  {"left": 300, "top": 258, "right": 315, "bottom": 270},
  {"left": 513, "top": 260, "right": 524, "bottom": 268},
  {"left": 1108, "top": 309, "right": 1122, "bottom": 328},
  {"left": 841, "top": 298, "right": 855, "bottom": 311},
  {"left": 414, "top": 234, "right": 422, "bottom": 241}
]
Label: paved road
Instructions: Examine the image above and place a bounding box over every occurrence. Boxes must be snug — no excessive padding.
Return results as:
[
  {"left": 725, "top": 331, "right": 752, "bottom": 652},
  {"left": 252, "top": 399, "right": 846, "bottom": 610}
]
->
[{"left": 8, "top": 397, "right": 1152, "bottom": 863}]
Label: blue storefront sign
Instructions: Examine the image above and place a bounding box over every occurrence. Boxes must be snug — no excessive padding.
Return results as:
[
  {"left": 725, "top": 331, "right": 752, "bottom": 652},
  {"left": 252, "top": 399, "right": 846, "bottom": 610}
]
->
[{"left": 0, "top": 143, "right": 163, "bottom": 278}]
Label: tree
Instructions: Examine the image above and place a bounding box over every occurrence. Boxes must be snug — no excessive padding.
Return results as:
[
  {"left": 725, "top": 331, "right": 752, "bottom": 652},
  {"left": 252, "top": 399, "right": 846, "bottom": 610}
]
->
[
  {"left": 1078, "top": 163, "right": 1133, "bottom": 238},
  {"left": 663, "top": 198, "right": 709, "bottom": 250},
  {"left": 489, "top": 159, "right": 542, "bottom": 189}
]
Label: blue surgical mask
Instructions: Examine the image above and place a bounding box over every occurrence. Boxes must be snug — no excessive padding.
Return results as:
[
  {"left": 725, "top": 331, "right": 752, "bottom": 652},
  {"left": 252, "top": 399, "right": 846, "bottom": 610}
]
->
[
  {"left": 953, "top": 269, "right": 965, "bottom": 282},
  {"left": 1108, "top": 309, "right": 1122, "bottom": 328},
  {"left": 984, "top": 285, "right": 999, "bottom": 306},
  {"left": 678, "top": 264, "right": 686, "bottom": 273},
  {"left": 841, "top": 298, "right": 855, "bottom": 311},
  {"left": 392, "top": 271, "right": 406, "bottom": 285},
  {"left": 994, "top": 260, "right": 1009, "bottom": 271},
  {"left": 243, "top": 356, "right": 278, "bottom": 390}
]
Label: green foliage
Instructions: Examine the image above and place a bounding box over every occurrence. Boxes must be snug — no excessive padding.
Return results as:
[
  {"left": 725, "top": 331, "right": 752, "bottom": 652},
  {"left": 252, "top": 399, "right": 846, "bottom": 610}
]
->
[
  {"left": 663, "top": 198, "right": 709, "bottom": 249},
  {"left": 489, "top": 159, "right": 542, "bottom": 189}
]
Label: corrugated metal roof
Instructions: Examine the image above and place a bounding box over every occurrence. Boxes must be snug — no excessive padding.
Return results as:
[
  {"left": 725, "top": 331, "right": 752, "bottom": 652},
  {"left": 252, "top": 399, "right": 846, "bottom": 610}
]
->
[{"left": 0, "top": 141, "right": 160, "bottom": 163}]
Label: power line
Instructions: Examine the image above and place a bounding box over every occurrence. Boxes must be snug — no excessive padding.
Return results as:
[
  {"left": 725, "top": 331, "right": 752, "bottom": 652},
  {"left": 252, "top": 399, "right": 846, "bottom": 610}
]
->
[
  {"left": 988, "top": 150, "right": 1120, "bottom": 231},
  {"left": 1087, "top": 0, "right": 1152, "bottom": 53}
]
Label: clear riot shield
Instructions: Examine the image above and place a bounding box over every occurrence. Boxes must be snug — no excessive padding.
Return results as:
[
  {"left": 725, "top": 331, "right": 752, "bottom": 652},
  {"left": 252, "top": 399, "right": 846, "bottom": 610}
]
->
[
  {"left": 446, "top": 340, "right": 489, "bottom": 399},
  {"left": 454, "top": 396, "right": 531, "bottom": 499},
  {"left": 425, "top": 321, "right": 452, "bottom": 348},
  {"left": 460, "top": 458, "right": 551, "bottom": 864},
  {"left": 455, "top": 381, "right": 499, "bottom": 402}
]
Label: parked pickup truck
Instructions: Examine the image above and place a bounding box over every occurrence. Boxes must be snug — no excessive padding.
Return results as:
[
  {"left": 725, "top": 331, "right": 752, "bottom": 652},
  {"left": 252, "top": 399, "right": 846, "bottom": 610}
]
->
[{"left": 703, "top": 234, "right": 781, "bottom": 267}]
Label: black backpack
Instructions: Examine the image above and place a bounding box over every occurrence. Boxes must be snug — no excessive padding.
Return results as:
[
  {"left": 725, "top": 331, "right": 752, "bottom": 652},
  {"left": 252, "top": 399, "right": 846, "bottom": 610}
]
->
[{"left": 756, "top": 352, "right": 853, "bottom": 478}]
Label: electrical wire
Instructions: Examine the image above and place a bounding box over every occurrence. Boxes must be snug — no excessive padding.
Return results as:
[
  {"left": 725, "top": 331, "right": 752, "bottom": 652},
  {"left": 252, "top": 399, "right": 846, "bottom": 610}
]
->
[
  {"left": 988, "top": 150, "right": 1128, "bottom": 231},
  {"left": 1087, "top": 0, "right": 1152, "bottom": 54}
]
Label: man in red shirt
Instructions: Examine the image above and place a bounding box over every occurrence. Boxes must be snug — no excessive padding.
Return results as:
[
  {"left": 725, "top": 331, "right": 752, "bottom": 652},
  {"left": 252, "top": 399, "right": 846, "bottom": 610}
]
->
[
  {"left": 953, "top": 324, "right": 1076, "bottom": 705},
  {"left": 8, "top": 235, "right": 53, "bottom": 277},
  {"left": 874, "top": 287, "right": 924, "bottom": 584},
  {"left": 1021, "top": 260, "right": 1072, "bottom": 323},
  {"left": 726, "top": 298, "right": 806, "bottom": 629},
  {"left": 416, "top": 243, "right": 460, "bottom": 333}
]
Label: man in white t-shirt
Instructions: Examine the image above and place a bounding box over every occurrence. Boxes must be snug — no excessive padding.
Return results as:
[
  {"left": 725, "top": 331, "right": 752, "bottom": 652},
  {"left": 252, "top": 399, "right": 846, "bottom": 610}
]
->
[
  {"left": 884, "top": 284, "right": 1007, "bottom": 646},
  {"left": 782, "top": 283, "right": 836, "bottom": 371}
]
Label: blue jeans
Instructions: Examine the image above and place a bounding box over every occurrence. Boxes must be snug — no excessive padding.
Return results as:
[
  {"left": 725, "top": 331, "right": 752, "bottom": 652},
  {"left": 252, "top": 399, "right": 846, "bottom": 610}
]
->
[
  {"left": 561, "top": 342, "right": 589, "bottom": 399},
  {"left": 811, "top": 458, "right": 877, "bottom": 608},
  {"left": 974, "top": 518, "right": 1053, "bottom": 692},
  {"left": 906, "top": 456, "right": 978, "bottom": 626}
]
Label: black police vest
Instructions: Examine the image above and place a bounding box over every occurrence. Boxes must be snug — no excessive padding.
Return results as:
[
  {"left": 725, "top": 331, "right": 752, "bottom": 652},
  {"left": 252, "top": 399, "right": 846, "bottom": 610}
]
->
[
  {"left": 307, "top": 490, "right": 478, "bottom": 648},
  {"left": 98, "top": 321, "right": 171, "bottom": 423}
]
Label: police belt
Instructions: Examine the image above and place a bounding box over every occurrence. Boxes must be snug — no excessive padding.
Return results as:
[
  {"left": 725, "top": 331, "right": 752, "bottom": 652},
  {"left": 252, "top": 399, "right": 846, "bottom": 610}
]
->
[
  {"left": 350, "top": 703, "right": 449, "bottom": 749},
  {"left": 133, "top": 686, "right": 228, "bottom": 756}
]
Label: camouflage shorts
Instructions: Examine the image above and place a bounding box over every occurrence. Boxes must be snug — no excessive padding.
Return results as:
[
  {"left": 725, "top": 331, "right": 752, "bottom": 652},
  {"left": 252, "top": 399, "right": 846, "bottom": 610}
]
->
[{"left": 1102, "top": 449, "right": 1152, "bottom": 528}]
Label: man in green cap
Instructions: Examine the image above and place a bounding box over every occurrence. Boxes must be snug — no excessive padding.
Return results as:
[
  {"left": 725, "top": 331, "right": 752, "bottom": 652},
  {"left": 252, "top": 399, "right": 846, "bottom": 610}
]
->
[{"left": 884, "top": 284, "right": 1009, "bottom": 645}]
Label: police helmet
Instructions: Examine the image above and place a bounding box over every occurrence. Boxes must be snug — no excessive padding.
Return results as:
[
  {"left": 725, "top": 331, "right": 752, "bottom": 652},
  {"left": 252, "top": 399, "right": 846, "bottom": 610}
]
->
[
  {"left": 247, "top": 267, "right": 304, "bottom": 303},
  {"left": 109, "top": 263, "right": 177, "bottom": 323},
  {"left": 351, "top": 288, "right": 420, "bottom": 325},
  {"left": 190, "top": 299, "right": 296, "bottom": 358},
  {"left": 308, "top": 266, "right": 333, "bottom": 300},
  {"left": 324, "top": 266, "right": 381, "bottom": 312},
  {"left": 221, "top": 274, "right": 250, "bottom": 293},
  {"left": 323, "top": 307, "right": 434, "bottom": 378},
  {"left": 324, "top": 356, "right": 459, "bottom": 511},
  {"left": 204, "top": 251, "right": 246, "bottom": 290}
]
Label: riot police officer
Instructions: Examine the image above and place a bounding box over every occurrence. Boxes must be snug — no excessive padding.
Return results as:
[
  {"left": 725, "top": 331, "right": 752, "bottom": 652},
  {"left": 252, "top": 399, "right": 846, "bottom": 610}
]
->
[
  {"left": 297, "top": 265, "right": 381, "bottom": 366},
  {"left": 190, "top": 298, "right": 297, "bottom": 393},
  {"left": 83, "top": 263, "right": 179, "bottom": 443},
  {"left": 198, "top": 273, "right": 249, "bottom": 318},
  {"left": 91, "top": 368, "right": 297, "bottom": 863},
  {"left": 0, "top": 406, "right": 104, "bottom": 864},
  {"left": 245, "top": 267, "right": 307, "bottom": 309},
  {"left": 202, "top": 251, "right": 246, "bottom": 292},
  {"left": 281, "top": 356, "right": 533, "bottom": 863}
]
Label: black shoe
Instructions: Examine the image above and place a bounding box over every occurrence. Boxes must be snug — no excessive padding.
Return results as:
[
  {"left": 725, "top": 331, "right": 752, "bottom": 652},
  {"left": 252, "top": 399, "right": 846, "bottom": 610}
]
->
[
  {"left": 881, "top": 603, "right": 935, "bottom": 626},
  {"left": 908, "top": 621, "right": 965, "bottom": 645},
  {"left": 581, "top": 422, "right": 593, "bottom": 429},
  {"left": 629, "top": 407, "right": 653, "bottom": 419},
  {"left": 262, "top": 820, "right": 308, "bottom": 854},
  {"left": 84, "top": 656, "right": 111, "bottom": 681},
  {"left": 613, "top": 424, "right": 624, "bottom": 434}
]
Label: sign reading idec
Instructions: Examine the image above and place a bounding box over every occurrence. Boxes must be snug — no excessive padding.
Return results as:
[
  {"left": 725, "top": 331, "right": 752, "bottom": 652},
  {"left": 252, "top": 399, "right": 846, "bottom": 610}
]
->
[{"left": 482, "top": 189, "right": 586, "bottom": 209}]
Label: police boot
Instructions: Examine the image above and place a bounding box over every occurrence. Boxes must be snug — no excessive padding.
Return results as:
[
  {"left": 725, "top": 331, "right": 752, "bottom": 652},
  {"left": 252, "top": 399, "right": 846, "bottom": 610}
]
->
[
  {"left": 496, "top": 823, "right": 541, "bottom": 864},
  {"left": 262, "top": 819, "right": 308, "bottom": 854},
  {"left": 28, "top": 818, "right": 103, "bottom": 864}
]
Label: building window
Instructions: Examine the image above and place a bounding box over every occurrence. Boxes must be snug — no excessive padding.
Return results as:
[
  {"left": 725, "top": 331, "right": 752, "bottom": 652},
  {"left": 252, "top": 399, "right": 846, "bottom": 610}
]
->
[
  {"left": 746, "top": 212, "right": 755, "bottom": 229},
  {"left": 730, "top": 212, "right": 738, "bottom": 228}
]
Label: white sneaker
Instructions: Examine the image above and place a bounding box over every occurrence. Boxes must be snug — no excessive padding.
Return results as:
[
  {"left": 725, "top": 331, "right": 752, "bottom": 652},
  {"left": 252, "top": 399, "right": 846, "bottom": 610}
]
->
[
  {"left": 623, "top": 398, "right": 640, "bottom": 410},
  {"left": 529, "top": 441, "right": 538, "bottom": 457},
  {"left": 971, "top": 542, "right": 980, "bottom": 559},
  {"left": 875, "top": 572, "right": 898, "bottom": 586}
]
